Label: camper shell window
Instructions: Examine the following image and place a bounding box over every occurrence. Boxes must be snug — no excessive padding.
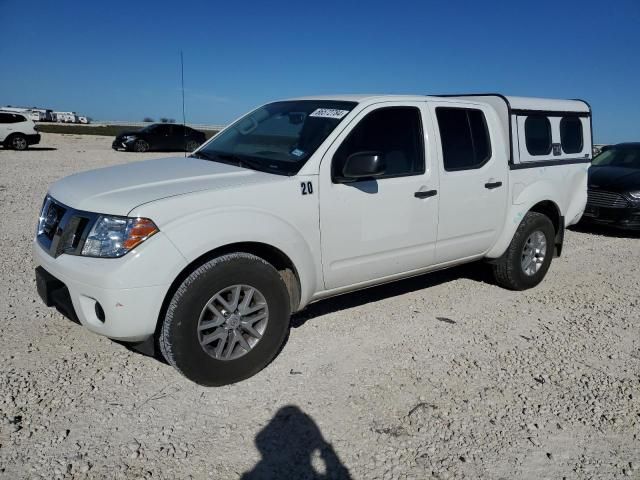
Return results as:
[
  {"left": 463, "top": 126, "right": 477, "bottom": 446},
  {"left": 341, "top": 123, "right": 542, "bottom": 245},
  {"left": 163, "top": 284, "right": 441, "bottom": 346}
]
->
[
  {"left": 560, "top": 117, "right": 583, "bottom": 154},
  {"left": 525, "top": 116, "right": 552, "bottom": 156}
]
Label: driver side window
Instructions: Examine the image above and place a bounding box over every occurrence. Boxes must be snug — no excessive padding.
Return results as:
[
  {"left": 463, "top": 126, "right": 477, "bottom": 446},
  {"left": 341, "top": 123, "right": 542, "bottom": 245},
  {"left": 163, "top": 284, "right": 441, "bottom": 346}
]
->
[{"left": 332, "top": 107, "right": 425, "bottom": 181}]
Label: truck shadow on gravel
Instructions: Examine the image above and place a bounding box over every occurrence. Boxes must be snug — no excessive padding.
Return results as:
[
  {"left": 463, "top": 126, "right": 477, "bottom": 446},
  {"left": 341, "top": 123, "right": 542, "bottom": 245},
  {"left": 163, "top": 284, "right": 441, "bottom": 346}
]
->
[
  {"left": 292, "top": 261, "right": 492, "bottom": 328},
  {"left": 241, "top": 405, "right": 352, "bottom": 480},
  {"left": 66, "top": 261, "right": 492, "bottom": 362}
]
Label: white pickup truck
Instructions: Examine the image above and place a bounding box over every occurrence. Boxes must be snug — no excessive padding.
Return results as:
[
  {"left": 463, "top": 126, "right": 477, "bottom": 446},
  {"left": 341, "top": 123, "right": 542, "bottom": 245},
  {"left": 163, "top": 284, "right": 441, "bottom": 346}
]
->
[{"left": 34, "top": 94, "right": 592, "bottom": 385}]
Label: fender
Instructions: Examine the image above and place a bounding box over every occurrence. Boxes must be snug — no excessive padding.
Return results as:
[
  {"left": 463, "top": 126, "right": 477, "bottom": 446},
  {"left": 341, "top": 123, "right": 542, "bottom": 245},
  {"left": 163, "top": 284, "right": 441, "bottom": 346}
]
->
[
  {"left": 157, "top": 206, "right": 319, "bottom": 308},
  {"left": 486, "top": 179, "right": 562, "bottom": 259}
]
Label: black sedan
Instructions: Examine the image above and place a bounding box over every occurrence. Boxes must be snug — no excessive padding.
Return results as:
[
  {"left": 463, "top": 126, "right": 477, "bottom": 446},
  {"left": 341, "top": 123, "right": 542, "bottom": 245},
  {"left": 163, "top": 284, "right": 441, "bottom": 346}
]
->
[
  {"left": 112, "top": 123, "right": 206, "bottom": 152},
  {"left": 582, "top": 143, "right": 640, "bottom": 230}
]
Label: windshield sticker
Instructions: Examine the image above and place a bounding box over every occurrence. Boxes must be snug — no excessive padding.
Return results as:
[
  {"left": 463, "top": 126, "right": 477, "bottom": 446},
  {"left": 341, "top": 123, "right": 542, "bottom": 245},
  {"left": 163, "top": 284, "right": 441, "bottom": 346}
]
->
[
  {"left": 291, "top": 148, "right": 305, "bottom": 157},
  {"left": 309, "top": 108, "right": 349, "bottom": 119}
]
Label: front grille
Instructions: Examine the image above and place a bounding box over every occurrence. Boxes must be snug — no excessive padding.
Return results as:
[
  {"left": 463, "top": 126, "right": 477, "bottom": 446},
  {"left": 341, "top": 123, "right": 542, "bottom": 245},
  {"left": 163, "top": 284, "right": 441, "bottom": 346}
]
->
[
  {"left": 37, "top": 197, "right": 98, "bottom": 258},
  {"left": 587, "top": 190, "right": 630, "bottom": 209}
]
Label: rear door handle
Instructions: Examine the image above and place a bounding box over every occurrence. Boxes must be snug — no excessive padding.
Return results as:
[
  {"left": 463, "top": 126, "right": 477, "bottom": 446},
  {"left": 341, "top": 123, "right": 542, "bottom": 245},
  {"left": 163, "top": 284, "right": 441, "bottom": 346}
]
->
[
  {"left": 484, "top": 181, "right": 502, "bottom": 189},
  {"left": 414, "top": 189, "right": 437, "bottom": 199}
]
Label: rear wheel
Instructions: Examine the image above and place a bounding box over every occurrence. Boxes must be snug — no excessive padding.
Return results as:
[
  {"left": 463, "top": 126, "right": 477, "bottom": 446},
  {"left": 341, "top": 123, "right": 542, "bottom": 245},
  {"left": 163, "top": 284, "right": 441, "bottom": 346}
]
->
[
  {"left": 133, "top": 139, "right": 150, "bottom": 152},
  {"left": 492, "top": 212, "right": 555, "bottom": 290},
  {"left": 159, "top": 253, "right": 291, "bottom": 386},
  {"left": 7, "top": 134, "right": 28, "bottom": 151}
]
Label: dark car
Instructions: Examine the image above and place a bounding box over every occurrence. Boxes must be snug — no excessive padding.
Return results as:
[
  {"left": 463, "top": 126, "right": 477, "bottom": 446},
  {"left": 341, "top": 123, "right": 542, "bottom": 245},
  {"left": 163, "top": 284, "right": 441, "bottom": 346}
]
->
[
  {"left": 582, "top": 143, "right": 640, "bottom": 230},
  {"left": 112, "top": 123, "right": 206, "bottom": 152}
]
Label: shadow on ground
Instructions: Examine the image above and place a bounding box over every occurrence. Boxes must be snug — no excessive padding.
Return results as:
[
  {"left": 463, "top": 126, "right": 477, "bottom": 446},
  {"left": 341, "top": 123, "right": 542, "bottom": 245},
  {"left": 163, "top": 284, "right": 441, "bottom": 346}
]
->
[
  {"left": 111, "top": 261, "right": 493, "bottom": 360},
  {"left": 241, "top": 405, "right": 352, "bottom": 480},
  {"left": 291, "top": 260, "right": 493, "bottom": 328},
  {"left": 569, "top": 222, "right": 640, "bottom": 239}
]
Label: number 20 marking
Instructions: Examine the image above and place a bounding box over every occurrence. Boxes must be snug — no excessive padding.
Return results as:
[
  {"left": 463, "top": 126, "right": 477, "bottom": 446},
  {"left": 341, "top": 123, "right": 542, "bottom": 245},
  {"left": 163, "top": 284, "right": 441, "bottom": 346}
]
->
[{"left": 301, "top": 181, "right": 313, "bottom": 195}]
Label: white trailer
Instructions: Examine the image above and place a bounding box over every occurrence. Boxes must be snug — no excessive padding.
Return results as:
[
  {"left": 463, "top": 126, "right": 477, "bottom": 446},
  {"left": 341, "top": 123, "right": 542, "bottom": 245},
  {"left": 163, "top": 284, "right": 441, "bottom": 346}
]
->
[{"left": 53, "top": 111, "right": 78, "bottom": 123}]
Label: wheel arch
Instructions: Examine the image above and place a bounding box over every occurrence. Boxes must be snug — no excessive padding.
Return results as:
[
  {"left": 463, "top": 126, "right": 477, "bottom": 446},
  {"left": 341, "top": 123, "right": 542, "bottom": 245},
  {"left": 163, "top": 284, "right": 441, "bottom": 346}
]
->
[
  {"left": 4, "top": 132, "right": 26, "bottom": 146},
  {"left": 156, "top": 241, "right": 302, "bottom": 338},
  {"left": 529, "top": 200, "right": 564, "bottom": 257},
  {"left": 487, "top": 198, "right": 565, "bottom": 259}
]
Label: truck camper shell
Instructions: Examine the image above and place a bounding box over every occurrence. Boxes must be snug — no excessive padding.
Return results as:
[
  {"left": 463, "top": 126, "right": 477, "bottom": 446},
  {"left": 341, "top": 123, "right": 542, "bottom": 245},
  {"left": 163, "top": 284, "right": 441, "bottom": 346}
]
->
[{"left": 437, "top": 94, "right": 592, "bottom": 168}]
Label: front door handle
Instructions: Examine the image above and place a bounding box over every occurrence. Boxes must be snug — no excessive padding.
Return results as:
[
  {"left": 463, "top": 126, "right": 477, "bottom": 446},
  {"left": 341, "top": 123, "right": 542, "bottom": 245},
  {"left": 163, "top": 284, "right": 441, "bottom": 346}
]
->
[
  {"left": 414, "top": 189, "right": 437, "bottom": 199},
  {"left": 484, "top": 181, "right": 503, "bottom": 189}
]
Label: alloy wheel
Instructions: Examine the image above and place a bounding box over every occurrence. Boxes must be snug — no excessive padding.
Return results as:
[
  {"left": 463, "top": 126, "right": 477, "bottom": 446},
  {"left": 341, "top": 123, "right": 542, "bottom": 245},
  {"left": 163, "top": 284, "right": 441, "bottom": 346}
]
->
[
  {"left": 197, "top": 284, "right": 269, "bottom": 361},
  {"left": 521, "top": 230, "right": 547, "bottom": 276}
]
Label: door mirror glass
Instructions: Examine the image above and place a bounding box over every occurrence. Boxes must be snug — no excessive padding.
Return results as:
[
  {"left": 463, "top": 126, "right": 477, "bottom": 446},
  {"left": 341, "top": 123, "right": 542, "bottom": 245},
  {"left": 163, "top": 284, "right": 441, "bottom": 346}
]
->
[{"left": 341, "top": 151, "right": 386, "bottom": 180}]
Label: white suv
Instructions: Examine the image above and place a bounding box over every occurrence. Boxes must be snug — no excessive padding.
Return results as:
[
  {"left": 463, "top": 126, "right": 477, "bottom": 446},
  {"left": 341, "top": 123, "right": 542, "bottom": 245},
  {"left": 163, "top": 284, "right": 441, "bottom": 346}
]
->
[
  {"left": 0, "top": 111, "right": 41, "bottom": 150},
  {"left": 34, "top": 94, "right": 591, "bottom": 386}
]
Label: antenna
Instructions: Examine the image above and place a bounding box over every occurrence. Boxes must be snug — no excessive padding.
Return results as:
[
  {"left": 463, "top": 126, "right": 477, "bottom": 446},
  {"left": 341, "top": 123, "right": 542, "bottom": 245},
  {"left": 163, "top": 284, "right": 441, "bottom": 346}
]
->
[{"left": 181, "top": 50, "right": 187, "bottom": 157}]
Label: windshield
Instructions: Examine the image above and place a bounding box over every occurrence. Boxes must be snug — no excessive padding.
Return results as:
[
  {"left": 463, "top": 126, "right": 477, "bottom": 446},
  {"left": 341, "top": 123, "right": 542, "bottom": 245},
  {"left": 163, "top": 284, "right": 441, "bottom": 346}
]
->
[
  {"left": 592, "top": 146, "right": 640, "bottom": 169},
  {"left": 195, "top": 100, "right": 357, "bottom": 175}
]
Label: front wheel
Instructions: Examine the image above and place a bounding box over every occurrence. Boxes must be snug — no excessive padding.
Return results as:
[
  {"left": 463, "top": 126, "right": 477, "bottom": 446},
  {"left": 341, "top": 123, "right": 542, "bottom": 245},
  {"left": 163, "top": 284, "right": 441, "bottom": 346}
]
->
[
  {"left": 492, "top": 212, "right": 555, "bottom": 290},
  {"left": 159, "top": 253, "right": 291, "bottom": 386},
  {"left": 133, "top": 139, "right": 150, "bottom": 152}
]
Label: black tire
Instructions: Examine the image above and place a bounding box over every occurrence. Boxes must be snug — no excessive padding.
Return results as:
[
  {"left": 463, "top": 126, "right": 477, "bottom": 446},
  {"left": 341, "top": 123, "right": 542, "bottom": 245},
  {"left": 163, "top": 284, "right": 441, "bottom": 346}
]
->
[
  {"left": 185, "top": 140, "right": 199, "bottom": 152},
  {"left": 492, "top": 212, "right": 555, "bottom": 291},
  {"left": 7, "top": 133, "right": 28, "bottom": 151},
  {"left": 133, "top": 139, "right": 150, "bottom": 152},
  {"left": 159, "top": 253, "right": 291, "bottom": 386}
]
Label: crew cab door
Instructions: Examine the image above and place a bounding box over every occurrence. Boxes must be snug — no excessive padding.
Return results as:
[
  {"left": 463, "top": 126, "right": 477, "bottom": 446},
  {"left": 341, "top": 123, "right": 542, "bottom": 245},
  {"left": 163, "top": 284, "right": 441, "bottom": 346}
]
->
[
  {"left": 319, "top": 103, "right": 439, "bottom": 290},
  {"left": 427, "top": 101, "right": 508, "bottom": 263}
]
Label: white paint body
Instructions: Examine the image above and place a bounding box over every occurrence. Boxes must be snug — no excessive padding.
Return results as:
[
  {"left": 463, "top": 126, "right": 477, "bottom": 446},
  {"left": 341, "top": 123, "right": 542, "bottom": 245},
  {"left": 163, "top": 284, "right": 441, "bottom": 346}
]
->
[
  {"left": 53, "top": 111, "right": 78, "bottom": 123},
  {"left": 34, "top": 94, "right": 591, "bottom": 341},
  {"left": 0, "top": 110, "right": 38, "bottom": 142}
]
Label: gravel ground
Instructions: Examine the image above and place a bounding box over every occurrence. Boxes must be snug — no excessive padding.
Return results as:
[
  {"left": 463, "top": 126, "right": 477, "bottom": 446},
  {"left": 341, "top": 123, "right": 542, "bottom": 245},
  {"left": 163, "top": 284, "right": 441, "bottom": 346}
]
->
[{"left": 1, "top": 134, "right": 639, "bottom": 480}]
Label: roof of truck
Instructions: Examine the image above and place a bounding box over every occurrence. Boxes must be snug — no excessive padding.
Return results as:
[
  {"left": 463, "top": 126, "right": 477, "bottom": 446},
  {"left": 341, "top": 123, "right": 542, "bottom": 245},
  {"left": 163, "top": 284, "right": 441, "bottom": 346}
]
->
[
  {"left": 503, "top": 96, "right": 589, "bottom": 112},
  {"left": 287, "top": 94, "right": 591, "bottom": 113}
]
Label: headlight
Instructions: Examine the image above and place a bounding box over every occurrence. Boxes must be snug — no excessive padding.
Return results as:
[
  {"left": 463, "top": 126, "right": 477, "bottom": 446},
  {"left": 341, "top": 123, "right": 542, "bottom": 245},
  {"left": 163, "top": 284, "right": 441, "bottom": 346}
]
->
[
  {"left": 123, "top": 135, "right": 137, "bottom": 142},
  {"left": 81, "top": 216, "right": 158, "bottom": 258},
  {"left": 628, "top": 191, "right": 640, "bottom": 200}
]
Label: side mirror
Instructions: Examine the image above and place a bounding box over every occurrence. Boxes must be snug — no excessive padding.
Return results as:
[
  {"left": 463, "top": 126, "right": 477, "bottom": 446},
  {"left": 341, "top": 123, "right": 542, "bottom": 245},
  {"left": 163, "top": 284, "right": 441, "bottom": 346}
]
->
[{"left": 341, "top": 151, "right": 385, "bottom": 180}]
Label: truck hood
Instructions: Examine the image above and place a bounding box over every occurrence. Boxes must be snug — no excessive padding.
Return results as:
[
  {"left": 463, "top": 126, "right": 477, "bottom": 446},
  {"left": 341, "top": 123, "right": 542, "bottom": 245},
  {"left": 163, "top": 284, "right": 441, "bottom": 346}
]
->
[{"left": 49, "top": 156, "right": 284, "bottom": 216}]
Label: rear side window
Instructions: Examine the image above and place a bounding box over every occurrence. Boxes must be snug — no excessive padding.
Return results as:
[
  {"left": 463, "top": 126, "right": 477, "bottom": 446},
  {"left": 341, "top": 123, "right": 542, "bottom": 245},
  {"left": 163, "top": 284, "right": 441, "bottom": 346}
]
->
[
  {"left": 332, "top": 107, "right": 424, "bottom": 180},
  {"left": 525, "top": 116, "right": 552, "bottom": 155},
  {"left": 0, "top": 113, "right": 25, "bottom": 123},
  {"left": 560, "top": 117, "right": 583, "bottom": 154},
  {"left": 436, "top": 107, "right": 491, "bottom": 171}
]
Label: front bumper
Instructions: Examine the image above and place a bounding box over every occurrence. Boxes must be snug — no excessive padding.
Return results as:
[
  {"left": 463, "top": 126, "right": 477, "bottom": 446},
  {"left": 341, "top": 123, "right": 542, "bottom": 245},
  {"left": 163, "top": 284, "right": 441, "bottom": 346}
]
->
[
  {"left": 33, "top": 232, "right": 187, "bottom": 341},
  {"left": 580, "top": 205, "right": 640, "bottom": 230},
  {"left": 27, "top": 133, "right": 41, "bottom": 146}
]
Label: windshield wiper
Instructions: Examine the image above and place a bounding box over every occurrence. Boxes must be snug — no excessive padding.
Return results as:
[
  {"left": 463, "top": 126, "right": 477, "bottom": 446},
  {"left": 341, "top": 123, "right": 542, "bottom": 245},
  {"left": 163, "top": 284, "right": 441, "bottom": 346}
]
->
[
  {"left": 213, "top": 152, "right": 288, "bottom": 175},
  {"left": 193, "top": 150, "right": 290, "bottom": 176}
]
